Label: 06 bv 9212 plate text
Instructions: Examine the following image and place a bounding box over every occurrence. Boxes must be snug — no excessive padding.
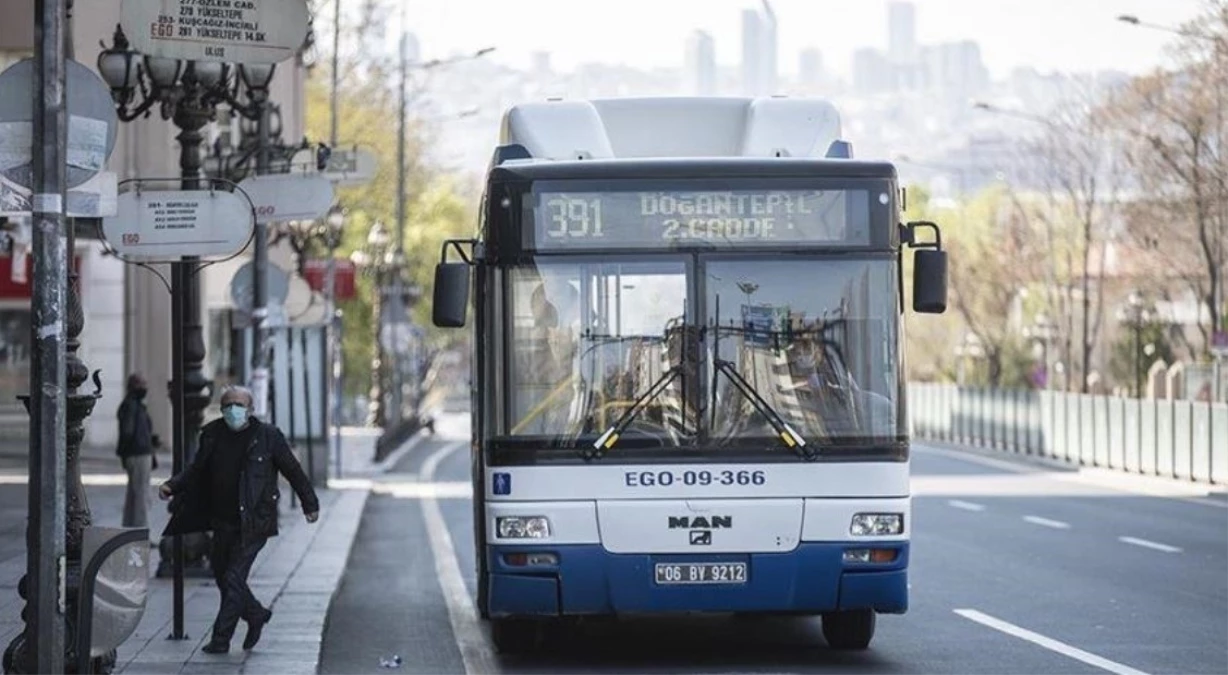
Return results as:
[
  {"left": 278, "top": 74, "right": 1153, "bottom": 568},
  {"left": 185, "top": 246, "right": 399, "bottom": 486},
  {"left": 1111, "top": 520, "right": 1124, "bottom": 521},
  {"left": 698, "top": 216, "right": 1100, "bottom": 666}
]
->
[{"left": 654, "top": 562, "right": 748, "bottom": 585}]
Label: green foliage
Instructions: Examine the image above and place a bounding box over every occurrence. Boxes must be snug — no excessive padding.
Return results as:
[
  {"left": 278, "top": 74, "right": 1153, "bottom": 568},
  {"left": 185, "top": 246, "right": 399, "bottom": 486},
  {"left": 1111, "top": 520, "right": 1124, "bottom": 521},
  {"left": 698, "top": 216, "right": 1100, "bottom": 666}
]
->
[
  {"left": 302, "top": 68, "right": 476, "bottom": 398},
  {"left": 1108, "top": 321, "right": 1176, "bottom": 394}
]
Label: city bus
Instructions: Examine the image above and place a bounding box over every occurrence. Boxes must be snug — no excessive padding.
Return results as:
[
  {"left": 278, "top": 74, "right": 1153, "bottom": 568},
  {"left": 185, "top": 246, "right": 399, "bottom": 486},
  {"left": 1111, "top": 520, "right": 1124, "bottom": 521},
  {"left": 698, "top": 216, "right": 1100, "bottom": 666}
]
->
[{"left": 431, "top": 96, "right": 948, "bottom": 653}]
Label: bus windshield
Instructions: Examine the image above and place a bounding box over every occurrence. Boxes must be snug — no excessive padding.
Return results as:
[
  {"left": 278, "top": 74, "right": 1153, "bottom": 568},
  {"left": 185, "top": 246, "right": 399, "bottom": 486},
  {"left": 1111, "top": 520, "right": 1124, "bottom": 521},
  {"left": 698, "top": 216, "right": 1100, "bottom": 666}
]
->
[{"left": 502, "top": 256, "right": 901, "bottom": 454}]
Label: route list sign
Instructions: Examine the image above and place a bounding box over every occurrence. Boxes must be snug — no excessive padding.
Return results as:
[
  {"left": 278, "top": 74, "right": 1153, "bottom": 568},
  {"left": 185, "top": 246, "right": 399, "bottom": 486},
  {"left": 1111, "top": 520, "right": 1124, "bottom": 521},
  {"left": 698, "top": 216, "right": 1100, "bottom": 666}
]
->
[
  {"left": 120, "top": 0, "right": 310, "bottom": 65},
  {"left": 103, "top": 189, "right": 253, "bottom": 261}
]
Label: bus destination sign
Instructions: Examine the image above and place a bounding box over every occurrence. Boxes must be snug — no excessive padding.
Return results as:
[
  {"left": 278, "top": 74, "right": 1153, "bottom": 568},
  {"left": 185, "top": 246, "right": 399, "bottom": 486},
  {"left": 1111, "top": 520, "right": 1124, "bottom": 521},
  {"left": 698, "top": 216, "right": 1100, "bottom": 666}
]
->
[{"left": 531, "top": 189, "right": 872, "bottom": 250}]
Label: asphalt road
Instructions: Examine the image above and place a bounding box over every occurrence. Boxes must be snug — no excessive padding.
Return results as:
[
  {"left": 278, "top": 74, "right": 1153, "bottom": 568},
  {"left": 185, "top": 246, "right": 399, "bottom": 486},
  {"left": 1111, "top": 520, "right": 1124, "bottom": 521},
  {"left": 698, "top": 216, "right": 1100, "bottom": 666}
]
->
[{"left": 320, "top": 407, "right": 1228, "bottom": 675}]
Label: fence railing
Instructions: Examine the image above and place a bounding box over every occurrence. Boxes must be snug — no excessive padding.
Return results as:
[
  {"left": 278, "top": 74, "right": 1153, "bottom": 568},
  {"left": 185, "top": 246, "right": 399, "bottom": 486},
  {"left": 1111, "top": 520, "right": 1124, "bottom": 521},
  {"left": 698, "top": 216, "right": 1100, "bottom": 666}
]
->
[{"left": 907, "top": 383, "right": 1228, "bottom": 485}]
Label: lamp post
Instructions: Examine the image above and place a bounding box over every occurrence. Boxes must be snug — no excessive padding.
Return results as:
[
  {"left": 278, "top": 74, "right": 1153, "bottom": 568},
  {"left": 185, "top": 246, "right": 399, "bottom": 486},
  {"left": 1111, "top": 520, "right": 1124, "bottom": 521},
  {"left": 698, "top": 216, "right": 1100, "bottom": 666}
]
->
[
  {"left": 351, "top": 221, "right": 393, "bottom": 427},
  {"left": 1118, "top": 290, "right": 1152, "bottom": 398},
  {"left": 1023, "top": 314, "right": 1058, "bottom": 390},
  {"left": 96, "top": 23, "right": 282, "bottom": 636}
]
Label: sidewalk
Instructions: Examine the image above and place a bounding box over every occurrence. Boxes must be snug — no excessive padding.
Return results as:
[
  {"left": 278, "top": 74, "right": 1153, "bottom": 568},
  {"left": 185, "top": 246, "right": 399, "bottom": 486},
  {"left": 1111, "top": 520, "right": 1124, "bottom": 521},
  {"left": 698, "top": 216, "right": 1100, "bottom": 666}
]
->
[{"left": 0, "top": 424, "right": 411, "bottom": 675}]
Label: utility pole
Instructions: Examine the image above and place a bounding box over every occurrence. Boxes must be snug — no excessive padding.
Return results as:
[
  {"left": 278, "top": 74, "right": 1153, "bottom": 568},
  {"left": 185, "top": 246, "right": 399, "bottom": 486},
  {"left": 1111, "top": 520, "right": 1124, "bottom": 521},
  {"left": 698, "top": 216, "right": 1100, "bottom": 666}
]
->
[
  {"left": 28, "top": 0, "right": 68, "bottom": 671},
  {"left": 250, "top": 85, "right": 272, "bottom": 419},
  {"left": 392, "top": 23, "right": 409, "bottom": 425},
  {"left": 328, "top": 0, "right": 343, "bottom": 473}
]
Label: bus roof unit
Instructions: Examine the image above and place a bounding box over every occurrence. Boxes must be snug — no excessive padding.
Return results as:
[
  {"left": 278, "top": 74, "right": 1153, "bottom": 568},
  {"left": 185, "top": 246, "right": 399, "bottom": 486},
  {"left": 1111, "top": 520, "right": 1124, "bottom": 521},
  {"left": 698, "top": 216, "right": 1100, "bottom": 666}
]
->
[{"left": 498, "top": 97, "right": 850, "bottom": 163}]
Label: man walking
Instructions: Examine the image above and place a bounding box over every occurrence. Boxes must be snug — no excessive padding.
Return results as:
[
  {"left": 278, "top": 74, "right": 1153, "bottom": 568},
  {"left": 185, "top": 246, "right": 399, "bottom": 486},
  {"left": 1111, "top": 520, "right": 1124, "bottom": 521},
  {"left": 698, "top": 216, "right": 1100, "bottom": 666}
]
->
[
  {"left": 159, "top": 385, "right": 319, "bottom": 654},
  {"left": 116, "top": 373, "right": 160, "bottom": 528}
]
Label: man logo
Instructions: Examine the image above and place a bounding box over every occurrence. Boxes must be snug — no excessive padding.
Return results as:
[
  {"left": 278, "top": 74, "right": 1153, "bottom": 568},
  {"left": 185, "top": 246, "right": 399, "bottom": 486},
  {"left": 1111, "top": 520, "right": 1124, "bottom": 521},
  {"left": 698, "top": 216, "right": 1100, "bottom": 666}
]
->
[
  {"left": 668, "top": 516, "right": 733, "bottom": 529},
  {"left": 689, "top": 530, "right": 712, "bottom": 545}
]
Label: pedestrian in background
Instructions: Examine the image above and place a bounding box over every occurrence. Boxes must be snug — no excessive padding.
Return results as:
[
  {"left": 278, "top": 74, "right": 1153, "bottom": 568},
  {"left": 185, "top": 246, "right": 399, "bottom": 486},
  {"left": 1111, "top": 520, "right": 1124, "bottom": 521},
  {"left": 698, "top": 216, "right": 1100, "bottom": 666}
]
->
[
  {"left": 158, "top": 385, "right": 319, "bottom": 654},
  {"left": 116, "top": 372, "right": 160, "bottom": 529}
]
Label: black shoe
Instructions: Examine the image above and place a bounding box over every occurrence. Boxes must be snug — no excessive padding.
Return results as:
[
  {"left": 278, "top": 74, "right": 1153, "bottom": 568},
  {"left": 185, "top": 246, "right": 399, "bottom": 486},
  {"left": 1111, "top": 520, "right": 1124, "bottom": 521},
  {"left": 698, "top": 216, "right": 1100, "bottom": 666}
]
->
[
  {"left": 201, "top": 640, "right": 229, "bottom": 655},
  {"left": 243, "top": 608, "right": 273, "bottom": 650}
]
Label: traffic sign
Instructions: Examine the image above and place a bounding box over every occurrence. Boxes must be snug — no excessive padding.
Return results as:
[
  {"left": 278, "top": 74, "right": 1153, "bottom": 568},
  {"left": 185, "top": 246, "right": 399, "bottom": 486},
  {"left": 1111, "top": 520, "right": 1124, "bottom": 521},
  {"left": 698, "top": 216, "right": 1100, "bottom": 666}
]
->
[
  {"left": 120, "top": 0, "right": 310, "bottom": 65},
  {"left": 0, "top": 58, "right": 118, "bottom": 189},
  {"left": 228, "top": 260, "right": 290, "bottom": 312},
  {"left": 102, "top": 189, "right": 253, "bottom": 260},
  {"left": 237, "top": 174, "right": 334, "bottom": 224},
  {"left": 290, "top": 146, "right": 378, "bottom": 186},
  {"left": 0, "top": 172, "right": 118, "bottom": 218}
]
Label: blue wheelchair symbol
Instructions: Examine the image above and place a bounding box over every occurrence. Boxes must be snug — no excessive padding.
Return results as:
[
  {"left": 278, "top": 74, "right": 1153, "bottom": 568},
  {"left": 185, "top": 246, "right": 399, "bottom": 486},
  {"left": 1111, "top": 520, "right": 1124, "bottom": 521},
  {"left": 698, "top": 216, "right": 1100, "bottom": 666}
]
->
[{"left": 493, "top": 473, "right": 512, "bottom": 495}]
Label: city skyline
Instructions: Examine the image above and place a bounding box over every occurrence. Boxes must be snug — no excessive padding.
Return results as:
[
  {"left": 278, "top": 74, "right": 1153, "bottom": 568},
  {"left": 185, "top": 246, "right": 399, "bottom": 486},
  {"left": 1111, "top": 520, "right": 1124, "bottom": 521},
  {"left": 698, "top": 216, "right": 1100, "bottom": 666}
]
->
[{"left": 386, "top": 0, "right": 1208, "bottom": 79}]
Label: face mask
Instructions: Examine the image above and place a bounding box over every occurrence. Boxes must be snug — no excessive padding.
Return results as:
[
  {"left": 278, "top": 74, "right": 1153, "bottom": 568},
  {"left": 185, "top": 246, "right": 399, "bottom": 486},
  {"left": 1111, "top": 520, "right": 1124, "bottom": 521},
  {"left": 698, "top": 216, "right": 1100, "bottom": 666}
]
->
[
  {"left": 132, "top": 388, "right": 147, "bottom": 400},
  {"left": 222, "top": 406, "right": 248, "bottom": 430}
]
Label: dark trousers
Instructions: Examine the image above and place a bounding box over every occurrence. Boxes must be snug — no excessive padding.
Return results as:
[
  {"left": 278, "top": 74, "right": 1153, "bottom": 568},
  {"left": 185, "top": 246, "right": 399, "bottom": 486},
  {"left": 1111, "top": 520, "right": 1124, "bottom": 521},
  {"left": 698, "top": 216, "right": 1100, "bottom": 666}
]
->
[{"left": 209, "top": 525, "right": 268, "bottom": 642}]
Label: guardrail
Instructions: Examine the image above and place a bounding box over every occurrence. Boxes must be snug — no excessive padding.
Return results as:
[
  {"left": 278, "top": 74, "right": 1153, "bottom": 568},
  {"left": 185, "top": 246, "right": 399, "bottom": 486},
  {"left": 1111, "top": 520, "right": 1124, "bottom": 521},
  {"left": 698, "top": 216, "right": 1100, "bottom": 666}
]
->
[{"left": 908, "top": 383, "right": 1228, "bottom": 485}]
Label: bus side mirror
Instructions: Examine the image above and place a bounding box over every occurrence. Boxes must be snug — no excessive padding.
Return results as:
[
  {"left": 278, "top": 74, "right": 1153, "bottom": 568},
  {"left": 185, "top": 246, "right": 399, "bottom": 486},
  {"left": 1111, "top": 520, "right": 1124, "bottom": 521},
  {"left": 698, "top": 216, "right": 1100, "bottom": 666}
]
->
[
  {"left": 913, "top": 249, "right": 947, "bottom": 314},
  {"left": 432, "top": 262, "right": 470, "bottom": 328},
  {"left": 903, "top": 221, "right": 947, "bottom": 314}
]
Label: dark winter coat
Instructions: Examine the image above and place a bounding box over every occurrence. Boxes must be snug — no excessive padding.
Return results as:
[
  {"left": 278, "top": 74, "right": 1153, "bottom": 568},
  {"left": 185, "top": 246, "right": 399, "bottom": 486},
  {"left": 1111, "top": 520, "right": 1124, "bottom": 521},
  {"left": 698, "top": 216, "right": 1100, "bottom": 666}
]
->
[
  {"left": 116, "top": 396, "right": 155, "bottom": 458},
  {"left": 162, "top": 417, "right": 318, "bottom": 539}
]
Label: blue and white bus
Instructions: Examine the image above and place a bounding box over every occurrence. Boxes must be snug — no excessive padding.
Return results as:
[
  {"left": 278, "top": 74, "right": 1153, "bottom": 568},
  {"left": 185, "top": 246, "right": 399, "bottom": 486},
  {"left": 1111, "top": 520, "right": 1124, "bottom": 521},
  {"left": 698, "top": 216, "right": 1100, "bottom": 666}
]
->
[{"left": 431, "top": 97, "right": 948, "bottom": 653}]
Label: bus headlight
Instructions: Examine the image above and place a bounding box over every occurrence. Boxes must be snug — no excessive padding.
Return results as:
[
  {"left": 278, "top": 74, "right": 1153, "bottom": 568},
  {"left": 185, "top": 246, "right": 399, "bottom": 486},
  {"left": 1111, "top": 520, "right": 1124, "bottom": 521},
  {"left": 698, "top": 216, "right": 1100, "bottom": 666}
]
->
[
  {"left": 850, "top": 513, "right": 903, "bottom": 536},
  {"left": 496, "top": 516, "right": 551, "bottom": 539}
]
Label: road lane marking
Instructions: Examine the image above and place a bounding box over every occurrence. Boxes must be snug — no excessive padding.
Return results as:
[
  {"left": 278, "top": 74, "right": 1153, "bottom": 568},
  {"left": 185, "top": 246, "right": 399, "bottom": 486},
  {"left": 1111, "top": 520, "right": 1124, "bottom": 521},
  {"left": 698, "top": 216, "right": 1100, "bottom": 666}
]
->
[
  {"left": 916, "top": 444, "right": 1228, "bottom": 509},
  {"left": 1023, "top": 515, "right": 1071, "bottom": 529},
  {"left": 954, "top": 609, "right": 1151, "bottom": 675},
  {"left": 1118, "top": 536, "right": 1183, "bottom": 553},
  {"left": 948, "top": 500, "right": 986, "bottom": 512},
  {"left": 420, "top": 440, "right": 500, "bottom": 675}
]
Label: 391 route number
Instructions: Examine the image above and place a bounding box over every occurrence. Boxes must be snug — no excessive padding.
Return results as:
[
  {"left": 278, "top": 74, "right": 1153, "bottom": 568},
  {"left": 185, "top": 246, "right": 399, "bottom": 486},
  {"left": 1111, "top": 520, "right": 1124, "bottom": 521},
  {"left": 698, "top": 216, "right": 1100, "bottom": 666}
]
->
[{"left": 624, "top": 469, "right": 766, "bottom": 488}]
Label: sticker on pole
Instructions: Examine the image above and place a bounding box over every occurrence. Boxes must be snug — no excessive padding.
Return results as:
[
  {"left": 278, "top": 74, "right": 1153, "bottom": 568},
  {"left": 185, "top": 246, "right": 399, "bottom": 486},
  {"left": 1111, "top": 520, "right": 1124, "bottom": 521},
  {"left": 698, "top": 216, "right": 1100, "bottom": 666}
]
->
[
  {"left": 120, "top": 0, "right": 311, "bottom": 65},
  {"left": 0, "top": 172, "right": 118, "bottom": 218},
  {"left": 102, "top": 188, "right": 253, "bottom": 261},
  {"left": 238, "top": 174, "right": 334, "bottom": 224}
]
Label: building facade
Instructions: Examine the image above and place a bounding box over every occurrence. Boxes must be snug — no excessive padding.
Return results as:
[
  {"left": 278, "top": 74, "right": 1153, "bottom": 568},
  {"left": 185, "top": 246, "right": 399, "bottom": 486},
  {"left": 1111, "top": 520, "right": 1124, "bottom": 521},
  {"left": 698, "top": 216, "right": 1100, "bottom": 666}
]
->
[{"left": 0, "top": 0, "right": 310, "bottom": 452}]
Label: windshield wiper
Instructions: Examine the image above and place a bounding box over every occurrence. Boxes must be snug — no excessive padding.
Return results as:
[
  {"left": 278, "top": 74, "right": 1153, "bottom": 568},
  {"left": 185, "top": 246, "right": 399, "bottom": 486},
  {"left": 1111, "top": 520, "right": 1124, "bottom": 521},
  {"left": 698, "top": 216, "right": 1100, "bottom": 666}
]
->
[
  {"left": 713, "top": 358, "right": 816, "bottom": 460},
  {"left": 587, "top": 364, "right": 682, "bottom": 460}
]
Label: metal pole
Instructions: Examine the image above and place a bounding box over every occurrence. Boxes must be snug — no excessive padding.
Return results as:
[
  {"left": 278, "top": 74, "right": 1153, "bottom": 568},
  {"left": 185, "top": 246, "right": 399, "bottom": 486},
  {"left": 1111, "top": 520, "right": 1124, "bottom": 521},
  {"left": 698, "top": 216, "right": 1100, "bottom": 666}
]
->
[
  {"left": 301, "top": 328, "right": 316, "bottom": 484},
  {"left": 169, "top": 262, "right": 186, "bottom": 640},
  {"left": 251, "top": 90, "right": 272, "bottom": 420},
  {"left": 392, "top": 28, "right": 409, "bottom": 426},
  {"left": 333, "top": 310, "right": 344, "bottom": 476},
  {"left": 330, "top": 0, "right": 341, "bottom": 149},
  {"left": 1134, "top": 322, "right": 1142, "bottom": 399},
  {"left": 26, "top": 0, "right": 68, "bottom": 670}
]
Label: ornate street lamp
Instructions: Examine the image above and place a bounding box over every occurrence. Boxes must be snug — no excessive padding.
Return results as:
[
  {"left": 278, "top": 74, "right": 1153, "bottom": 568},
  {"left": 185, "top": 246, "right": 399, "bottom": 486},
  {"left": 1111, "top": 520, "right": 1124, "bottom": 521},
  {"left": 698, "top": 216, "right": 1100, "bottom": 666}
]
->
[
  {"left": 1117, "top": 291, "right": 1154, "bottom": 399},
  {"left": 351, "top": 221, "right": 393, "bottom": 427}
]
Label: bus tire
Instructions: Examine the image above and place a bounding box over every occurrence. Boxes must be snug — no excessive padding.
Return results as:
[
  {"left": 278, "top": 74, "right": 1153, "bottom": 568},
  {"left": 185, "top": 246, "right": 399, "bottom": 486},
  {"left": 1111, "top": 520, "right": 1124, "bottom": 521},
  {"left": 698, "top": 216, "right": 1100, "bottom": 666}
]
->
[
  {"left": 490, "top": 618, "right": 539, "bottom": 654},
  {"left": 821, "top": 609, "right": 875, "bottom": 650}
]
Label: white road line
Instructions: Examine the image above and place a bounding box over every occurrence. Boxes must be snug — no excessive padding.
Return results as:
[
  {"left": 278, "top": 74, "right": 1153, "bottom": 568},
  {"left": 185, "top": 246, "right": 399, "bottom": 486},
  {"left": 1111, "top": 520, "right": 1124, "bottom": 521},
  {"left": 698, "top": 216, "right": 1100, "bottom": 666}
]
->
[
  {"left": 954, "top": 609, "right": 1151, "bottom": 675},
  {"left": 1023, "top": 515, "right": 1071, "bottom": 529},
  {"left": 948, "top": 499, "right": 986, "bottom": 512},
  {"left": 420, "top": 440, "right": 500, "bottom": 675},
  {"left": 1118, "top": 536, "right": 1183, "bottom": 553}
]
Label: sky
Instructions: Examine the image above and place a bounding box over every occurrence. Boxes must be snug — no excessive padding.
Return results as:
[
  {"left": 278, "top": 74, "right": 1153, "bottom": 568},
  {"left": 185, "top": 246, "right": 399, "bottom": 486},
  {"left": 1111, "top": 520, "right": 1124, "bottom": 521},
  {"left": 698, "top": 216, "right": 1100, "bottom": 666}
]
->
[{"left": 377, "top": 0, "right": 1212, "bottom": 79}]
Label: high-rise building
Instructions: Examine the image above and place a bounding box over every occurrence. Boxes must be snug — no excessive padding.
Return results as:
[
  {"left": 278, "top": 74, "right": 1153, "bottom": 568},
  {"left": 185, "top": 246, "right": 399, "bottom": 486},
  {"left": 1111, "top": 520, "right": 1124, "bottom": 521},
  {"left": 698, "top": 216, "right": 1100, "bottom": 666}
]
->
[
  {"left": 887, "top": 1, "right": 917, "bottom": 65},
  {"left": 685, "top": 31, "right": 718, "bottom": 95},
  {"left": 532, "top": 51, "right": 553, "bottom": 75},
  {"left": 921, "top": 41, "right": 989, "bottom": 95},
  {"left": 852, "top": 47, "right": 891, "bottom": 95},
  {"left": 760, "top": 0, "right": 778, "bottom": 94},
  {"left": 741, "top": 1, "right": 778, "bottom": 95},
  {"left": 402, "top": 32, "right": 421, "bottom": 65},
  {"left": 798, "top": 48, "right": 824, "bottom": 88}
]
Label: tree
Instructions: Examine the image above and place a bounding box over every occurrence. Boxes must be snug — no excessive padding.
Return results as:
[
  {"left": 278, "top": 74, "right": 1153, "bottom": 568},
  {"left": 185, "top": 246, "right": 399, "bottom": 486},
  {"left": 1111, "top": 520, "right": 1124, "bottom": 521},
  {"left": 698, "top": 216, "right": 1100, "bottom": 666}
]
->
[
  {"left": 1108, "top": 319, "right": 1176, "bottom": 395},
  {"left": 299, "top": 3, "right": 477, "bottom": 399},
  {"left": 902, "top": 182, "right": 1050, "bottom": 387},
  {"left": 1106, "top": 2, "right": 1228, "bottom": 360}
]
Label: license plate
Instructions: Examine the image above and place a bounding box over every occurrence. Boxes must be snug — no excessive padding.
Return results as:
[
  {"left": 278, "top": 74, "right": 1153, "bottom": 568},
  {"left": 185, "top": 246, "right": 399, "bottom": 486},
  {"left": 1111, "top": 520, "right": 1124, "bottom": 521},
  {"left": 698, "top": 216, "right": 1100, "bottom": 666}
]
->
[{"left": 654, "top": 562, "right": 747, "bottom": 585}]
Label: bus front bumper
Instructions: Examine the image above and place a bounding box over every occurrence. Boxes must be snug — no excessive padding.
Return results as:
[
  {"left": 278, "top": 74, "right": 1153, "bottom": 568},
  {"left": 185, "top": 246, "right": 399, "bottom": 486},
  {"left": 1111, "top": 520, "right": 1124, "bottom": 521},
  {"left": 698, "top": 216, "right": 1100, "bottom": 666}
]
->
[{"left": 486, "top": 542, "right": 908, "bottom": 617}]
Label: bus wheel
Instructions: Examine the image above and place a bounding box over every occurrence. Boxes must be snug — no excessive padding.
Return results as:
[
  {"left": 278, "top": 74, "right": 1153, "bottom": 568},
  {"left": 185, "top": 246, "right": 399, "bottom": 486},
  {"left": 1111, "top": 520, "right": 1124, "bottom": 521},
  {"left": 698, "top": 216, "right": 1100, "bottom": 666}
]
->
[
  {"left": 490, "top": 618, "right": 539, "bottom": 654},
  {"left": 821, "top": 610, "right": 875, "bottom": 650}
]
